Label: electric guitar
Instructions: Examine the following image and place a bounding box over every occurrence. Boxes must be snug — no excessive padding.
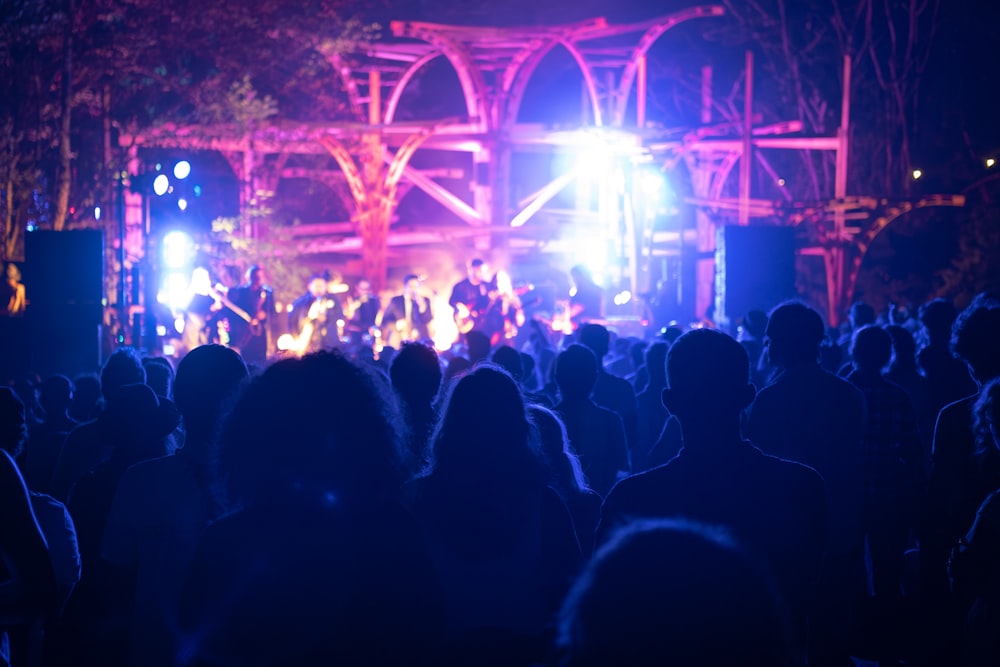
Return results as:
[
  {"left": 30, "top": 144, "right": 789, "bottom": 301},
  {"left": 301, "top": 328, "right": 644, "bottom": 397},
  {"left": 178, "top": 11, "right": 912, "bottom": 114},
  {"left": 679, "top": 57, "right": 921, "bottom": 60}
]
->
[
  {"left": 453, "top": 283, "right": 532, "bottom": 335},
  {"left": 210, "top": 283, "right": 264, "bottom": 337}
]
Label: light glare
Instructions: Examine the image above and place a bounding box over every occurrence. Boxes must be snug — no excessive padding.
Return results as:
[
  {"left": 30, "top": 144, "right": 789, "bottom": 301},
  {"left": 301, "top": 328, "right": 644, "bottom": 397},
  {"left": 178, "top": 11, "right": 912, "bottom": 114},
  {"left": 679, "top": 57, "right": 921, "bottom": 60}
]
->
[
  {"left": 162, "top": 230, "right": 194, "bottom": 269},
  {"left": 153, "top": 174, "right": 170, "bottom": 196},
  {"left": 173, "top": 160, "right": 192, "bottom": 180}
]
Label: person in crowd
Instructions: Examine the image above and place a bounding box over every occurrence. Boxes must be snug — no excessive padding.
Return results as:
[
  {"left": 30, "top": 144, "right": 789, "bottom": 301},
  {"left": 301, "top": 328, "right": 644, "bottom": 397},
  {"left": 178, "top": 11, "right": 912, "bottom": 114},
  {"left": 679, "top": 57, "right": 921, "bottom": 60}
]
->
[
  {"left": 885, "top": 323, "right": 934, "bottom": 471},
  {"left": 0, "top": 449, "right": 57, "bottom": 667},
  {"left": 528, "top": 404, "right": 602, "bottom": 556},
  {"left": 745, "top": 300, "right": 866, "bottom": 665},
  {"left": 948, "top": 377, "right": 1000, "bottom": 667},
  {"left": 845, "top": 325, "right": 924, "bottom": 660},
  {"left": 177, "top": 350, "right": 444, "bottom": 667},
  {"left": 50, "top": 347, "right": 147, "bottom": 501},
  {"left": 389, "top": 342, "right": 443, "bottom": 475},
  {"left": 553, "top": 344, "right": 630, "bottom": 498},
  {"left": 578, "top": 323, "right": 639, "bottom": 465},
  {"left": 24, "top": 375, "right": 78, "bottom": 494},
  {"left": 599, "top": 328, "right": 825, "bottom": 662},
  {"left": 557, "top": 519, "right": 793, "bottom": 667},
  {"left": 141, "top": 357, "right": 175, "bottom": 402},
  {"left": 921, "top": 293, "right": 1000, "bottom": 663},
  {"left": 633, "top": 341, "right": 670, "bottom": 473},
  {"left": 68, "top": 373, "right": 102, "bottom": 424},
  {"left": 836, "top": 301, "right": 877, "bottom": 374},
  {"left": 493, "top": 345, "right": 552, "bottom": 408},
  {"left": 100, "top": 345, "right": 249, "bottom": 667},
  {"left": 0, "top": 387, "right": 79, "bottom": 667},
  {"left": 406, "top": 364, "right": 581, "bottom": 666},
  {"left": 918, "top": 298, "right": 978, "bottom": 419},
  {"left": 60, "top": 383, "right": 180, "bottom": 665}
]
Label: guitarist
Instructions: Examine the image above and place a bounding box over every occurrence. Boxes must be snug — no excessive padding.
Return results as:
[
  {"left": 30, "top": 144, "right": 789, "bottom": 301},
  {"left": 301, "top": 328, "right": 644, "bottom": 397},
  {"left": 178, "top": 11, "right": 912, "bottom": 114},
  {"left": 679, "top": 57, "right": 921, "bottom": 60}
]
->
[
  {"left": 225, "top": 265, "right": 273, "bottom": 366},
  {"left": 448, "top": 258, "right": 495, "bottom": 341}
]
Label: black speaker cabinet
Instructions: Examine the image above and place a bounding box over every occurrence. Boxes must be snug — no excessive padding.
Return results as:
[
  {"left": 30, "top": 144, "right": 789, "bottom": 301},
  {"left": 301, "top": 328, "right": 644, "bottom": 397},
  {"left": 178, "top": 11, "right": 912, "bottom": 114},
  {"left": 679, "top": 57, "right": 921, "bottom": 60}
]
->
[
  {"left": 25, "top": 229, "right": 104, "bottom": 321},
  {"left": 714, "top": 225, "right": 796, "bottom": 329}
]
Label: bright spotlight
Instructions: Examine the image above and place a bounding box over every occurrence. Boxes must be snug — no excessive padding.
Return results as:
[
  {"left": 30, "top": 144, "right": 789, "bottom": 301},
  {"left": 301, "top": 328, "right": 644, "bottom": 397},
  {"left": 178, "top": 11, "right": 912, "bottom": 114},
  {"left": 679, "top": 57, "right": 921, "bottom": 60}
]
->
[
  {"left": 162, "top": 230, "right": 194, "bottom": 270},
  {"left": 177, "top": 198, "right": 188, "bottom": 211},
  {"left": 94, "top": 206, "right": 101, "bottom": 220},
  {"left": 173, "top": 160, "right": 192, "bottom": 180},
  {"left": 640, "top": 169, "right": 664, "bottom": 197},
  {"left": 987, "top": 158, "right": 996, "bottom": 169},
  {"left": 153, "top": 174, "right": 170, "bottom": 196},
  {"left": 911, "top": 169, "right": 923, "bottom": 180},
  {"left": 160, "top": 271, "right": 193, "bottom": 311},
  {"left": 613, "top": 290, "right": 632, "bottom": 306}
]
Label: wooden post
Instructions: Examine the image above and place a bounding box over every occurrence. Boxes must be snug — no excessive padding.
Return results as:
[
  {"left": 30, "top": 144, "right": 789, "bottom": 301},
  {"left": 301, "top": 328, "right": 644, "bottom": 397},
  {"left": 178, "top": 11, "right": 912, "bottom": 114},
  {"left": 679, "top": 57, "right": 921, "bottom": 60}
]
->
[{"left": 739, "top": 51, "right": 753, "bottom": 226}]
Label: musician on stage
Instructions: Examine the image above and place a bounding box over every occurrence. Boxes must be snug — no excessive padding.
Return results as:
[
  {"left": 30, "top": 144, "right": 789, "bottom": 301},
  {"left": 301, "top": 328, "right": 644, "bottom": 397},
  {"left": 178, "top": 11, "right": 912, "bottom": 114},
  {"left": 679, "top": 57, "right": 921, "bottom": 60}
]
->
[
  {"left": 288, "top": 275, "right": 342, "bottom": 355},
  {"left": 225, "top": 265, "right": 273, "bottom": 365},
  {"left": 378, "top": 274, "right": 433, "bottom": 347},
  {"left": 345, "top": 278, "right": 380, "bottom": 347},
  {"left": 448, "top": 258, "right": 494, "bottom": 336}
]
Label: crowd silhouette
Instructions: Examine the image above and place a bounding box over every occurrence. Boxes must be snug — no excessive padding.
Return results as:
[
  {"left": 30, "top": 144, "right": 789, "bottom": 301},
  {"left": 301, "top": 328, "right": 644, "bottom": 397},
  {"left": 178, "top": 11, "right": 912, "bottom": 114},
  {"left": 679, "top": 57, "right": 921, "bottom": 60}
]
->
[{"left": 2, "top": 291, "right": 1000, "bottom": 666}]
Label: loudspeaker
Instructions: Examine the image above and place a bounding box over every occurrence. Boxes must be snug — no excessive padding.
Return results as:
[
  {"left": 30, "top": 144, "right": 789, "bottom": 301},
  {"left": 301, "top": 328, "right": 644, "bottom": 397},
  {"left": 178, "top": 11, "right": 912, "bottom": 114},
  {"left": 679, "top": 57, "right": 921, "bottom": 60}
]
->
[
  {"left": 715, "top": 225, "right": 796, "bottom": 329},
  {"left": 25, "top": 229, "right": 104, "bottom": 321}
]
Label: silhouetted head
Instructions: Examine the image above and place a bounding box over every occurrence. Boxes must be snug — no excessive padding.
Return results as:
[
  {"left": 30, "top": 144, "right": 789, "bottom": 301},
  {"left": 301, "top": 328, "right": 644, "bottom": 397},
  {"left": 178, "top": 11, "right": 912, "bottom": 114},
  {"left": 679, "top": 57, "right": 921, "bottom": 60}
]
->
[
  {"left": 848, "top": 301, "right": 876, "bottom": 329},
  {"left": 555, "top": 344, "right": 599, "bottom": 401},
  {"left": 99, "top": 383, "right": 181, "bottom": 464},
  {"left": 558, "top": 518, "right": 789, "bottom": 667},
  {"left": 173, "top": 345, "right": 249, "bottom": 447},
  {"left": 919, "top": 298, "right": 959, "bottom": 342},
  {"left": 442, "top": 355, "right": 472, "bottom": 388},
  {"left": 427, "top": 364, "right": 537, "bottom": 483},
  {"left": 627, "top": 338, "right": 646, "bottom": 368},
  {"left": 765, "top": 301, "right": 826, "bottom": 368},
  {"left": 491, "top": 345, "right": 523, "bottom": 383},
  {"left": 219, "top": 350, "right": 405, "bottom": 509},
  {"left": 389, "top": 342, "right": 442, "bottom": 409},
  {"left": 742, "top": 309, "right": 768, "bottom": 339},
  {"left": 659, "top": 325, "right": 684, "bottom": 344},
  {"left": 578, "top": 323, "right": 610, "bottom": 360},
  {"left": 466, "top": 330, "right": 491, "bottom": 365},
  {"left": 644, "top": 341, "right": 668, "bottom": 388},
  {"left": 885, "top": 324, "right": 918, "bottom": 372},
  {"left": 101, "top": 347, "right": 146, "bottom": 401},
  {"left": 973, "top": 377, "right": 1000, "bottom": 454},
  {"left": 143, "top": 356, "right": 175, "bottom": 400},
  {"left": 951, "top": 293, "right": 1000, "bottom": 383},
  {"left": 662, "top": 329, "right": 755, "bottom": 423},
  {"left": 39, "top": 375, "right": 73, "bottom": 418},
  {"left": 70, "top": 372, "right": 102, "bottom": 421},
  {"left": 0, "top": 387, "right": 27, "bottom": 460},
  {"left": 850, "top": 325, "right": 893, "bottom": 373}
]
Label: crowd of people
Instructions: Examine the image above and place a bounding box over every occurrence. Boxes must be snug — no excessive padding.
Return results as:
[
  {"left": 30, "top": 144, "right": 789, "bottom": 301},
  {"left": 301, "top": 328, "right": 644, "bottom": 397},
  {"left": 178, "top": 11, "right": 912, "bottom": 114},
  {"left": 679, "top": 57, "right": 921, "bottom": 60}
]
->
[{"left": 2, "top": 290, "right": 1000, "bottom": 667}]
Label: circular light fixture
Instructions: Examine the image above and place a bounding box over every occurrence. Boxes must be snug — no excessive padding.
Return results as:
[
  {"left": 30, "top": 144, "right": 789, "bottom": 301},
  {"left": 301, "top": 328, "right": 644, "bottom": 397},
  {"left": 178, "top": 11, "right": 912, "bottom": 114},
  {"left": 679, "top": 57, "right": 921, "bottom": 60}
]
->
[{"left": 173, "top": 160, "right": 192, "bottom": 180}]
